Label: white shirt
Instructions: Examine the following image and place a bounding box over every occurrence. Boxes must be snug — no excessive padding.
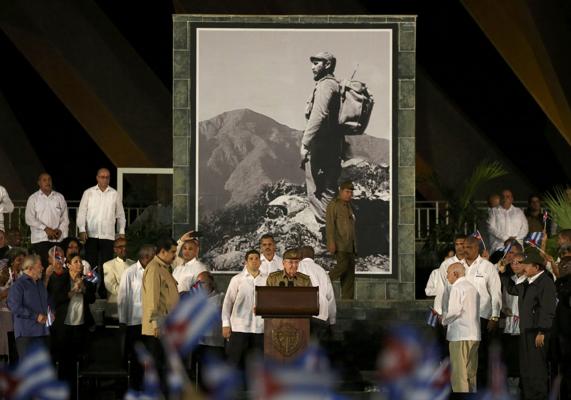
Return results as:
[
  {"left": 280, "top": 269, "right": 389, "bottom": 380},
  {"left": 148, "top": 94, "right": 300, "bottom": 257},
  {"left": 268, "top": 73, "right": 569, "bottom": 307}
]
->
[
  {"left": 487, "top": 205, "right": 529, "bottom": 251},
  {"left": 172, "top": 258, "right": 208, "bottom": 292},
  {"left": 222, "top": 269, "right": 267, "bottom": 334},
  {"left": 425, "top": 269, "right": 441, "bottom": 297},
  {"left": 103, "top": 257, "right": 134, "bottom": 318},
  {"left": 260, "top": 254, "right": 282, "bottom": 275},
  {"left": 527, "top": 270, "right": 544, "bottom": 284},
  {"left": 461, "top": 256, "right": 502, "bottom": 319},
  {"left": 117, "top": 261, "right": 144, "bottom": 326},
  {"left": 433, "top": 256, "right": 462, "bottom": 314},
  {"left": 77, "top": 185, "right": 126, "bottom": 240},
  {"left": 0, "top": 186, "right": 14, "bottom": 232},
  {"left": 299, "top": 258, "right": 337, "bottom": 324},
  {"left": 65, "top": 292, "right": 85, "bottom": 326},
  {"left": 442, "top": 277, "right": 481, "bottom": 342},
  {"left": 503, "top": 274, "right": 526, "bottom": 335},
  {"left": 25, "top": 190, "right": 69, "bottom": 244}
]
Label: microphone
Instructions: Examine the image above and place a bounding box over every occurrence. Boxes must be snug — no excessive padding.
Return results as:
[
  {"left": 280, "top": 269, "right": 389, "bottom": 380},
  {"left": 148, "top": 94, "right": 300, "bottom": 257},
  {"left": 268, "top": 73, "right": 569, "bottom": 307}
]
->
[
  {"left": 279, "top": 281, "right": 285, "bottom": 287},
  {"left": 288, "top": 281, "right": 294, "bottom": 287}
]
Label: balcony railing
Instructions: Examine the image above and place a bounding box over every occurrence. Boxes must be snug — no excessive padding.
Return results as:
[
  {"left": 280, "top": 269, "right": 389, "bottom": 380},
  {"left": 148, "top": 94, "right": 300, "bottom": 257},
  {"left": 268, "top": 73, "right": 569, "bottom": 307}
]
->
[
  {"left": 4, "top": 201, "right": 147, "bottom": 239},
  {"left": 3, "top": 200, "right": 529, "bottom": 242}
]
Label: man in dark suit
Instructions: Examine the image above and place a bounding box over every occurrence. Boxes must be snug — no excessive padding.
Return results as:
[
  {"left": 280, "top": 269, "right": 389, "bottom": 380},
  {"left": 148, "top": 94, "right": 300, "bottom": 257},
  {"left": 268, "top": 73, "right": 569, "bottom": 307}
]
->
[{"left": 507, "top": 247, "right": 556, "bottom": 400}]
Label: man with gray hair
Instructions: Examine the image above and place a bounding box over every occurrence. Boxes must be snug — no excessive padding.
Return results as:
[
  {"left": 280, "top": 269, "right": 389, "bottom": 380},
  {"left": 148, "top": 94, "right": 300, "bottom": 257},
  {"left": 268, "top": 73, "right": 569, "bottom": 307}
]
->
[
  {"left": 301, "top": 51, "right": 344, "bottom": 224},
  {"left": 118, "top": 244, "right": 155, "bottom": 390},
  {"left": 77, "top": 168, "right": 126, "bottom": 298},
  {"left": 7, "top": 255, "right": 51, "bottom": 357},
  {"left": 441, "top": 262, "right": 480, "bottom": 393}
]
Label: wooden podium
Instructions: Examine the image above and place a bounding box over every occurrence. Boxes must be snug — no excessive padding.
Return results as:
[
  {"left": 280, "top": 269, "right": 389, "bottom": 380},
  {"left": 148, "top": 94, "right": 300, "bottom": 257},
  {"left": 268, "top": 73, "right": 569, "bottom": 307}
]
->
[{"left": 255, "top": 286, "right": 319, "bottom": 362}]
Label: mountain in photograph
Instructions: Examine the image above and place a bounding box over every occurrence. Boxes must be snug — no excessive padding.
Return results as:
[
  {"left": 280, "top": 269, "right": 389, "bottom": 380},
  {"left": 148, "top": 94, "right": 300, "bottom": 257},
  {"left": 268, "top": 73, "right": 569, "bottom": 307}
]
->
[{"left": 198, "top": 108, "right": 390, "bottom": 216}]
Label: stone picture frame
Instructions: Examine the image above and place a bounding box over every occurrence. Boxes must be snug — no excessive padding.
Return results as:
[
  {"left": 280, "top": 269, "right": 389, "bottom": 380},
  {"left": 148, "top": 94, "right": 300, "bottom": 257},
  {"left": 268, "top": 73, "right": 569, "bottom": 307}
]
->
[{"left": 173, "top": 15, "right": 416, "bottom": 299}]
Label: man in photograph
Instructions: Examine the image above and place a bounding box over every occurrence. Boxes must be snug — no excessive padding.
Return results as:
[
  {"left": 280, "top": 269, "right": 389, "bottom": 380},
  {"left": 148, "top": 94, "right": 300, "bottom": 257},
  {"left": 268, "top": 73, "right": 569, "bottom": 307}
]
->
[{"left": 300, "top": 51, "right": 344, "bottom": 224}]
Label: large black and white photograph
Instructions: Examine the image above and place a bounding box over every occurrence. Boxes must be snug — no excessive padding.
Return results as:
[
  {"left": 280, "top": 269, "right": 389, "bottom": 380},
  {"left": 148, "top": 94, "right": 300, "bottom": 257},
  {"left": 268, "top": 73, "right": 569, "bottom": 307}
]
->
[{"left": 192, "top": 26, "right": 395, "bottom": 273}]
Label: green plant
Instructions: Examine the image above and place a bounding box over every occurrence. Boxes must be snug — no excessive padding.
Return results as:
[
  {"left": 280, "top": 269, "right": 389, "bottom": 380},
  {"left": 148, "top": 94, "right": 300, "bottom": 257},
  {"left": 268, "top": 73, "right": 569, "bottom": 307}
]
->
[
  {"left": 543, "top": 186, "right": 571, "bottom": 230},
  {"left": 421, "top": 160, "right": 508, "bottom": 255}
]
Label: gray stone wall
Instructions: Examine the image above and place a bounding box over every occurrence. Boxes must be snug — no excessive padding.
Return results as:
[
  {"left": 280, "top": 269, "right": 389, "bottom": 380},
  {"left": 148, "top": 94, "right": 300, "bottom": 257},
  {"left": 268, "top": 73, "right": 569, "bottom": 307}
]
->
[{"left": 172, "top": 15, "right": 416, "bottom": 301}]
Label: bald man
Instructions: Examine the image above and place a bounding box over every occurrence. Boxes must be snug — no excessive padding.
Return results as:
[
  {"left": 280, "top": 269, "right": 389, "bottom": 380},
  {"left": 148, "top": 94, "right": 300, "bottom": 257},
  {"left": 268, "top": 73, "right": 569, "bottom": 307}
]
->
[
  {"left": 77, "top": 168, "right": 126, "bottom": 298},
  {"left": 442, "top": 262, "right": 481, "bottom": 393},
  {"left": 25, "top": 173, "right": 69, "bottom": 268}
]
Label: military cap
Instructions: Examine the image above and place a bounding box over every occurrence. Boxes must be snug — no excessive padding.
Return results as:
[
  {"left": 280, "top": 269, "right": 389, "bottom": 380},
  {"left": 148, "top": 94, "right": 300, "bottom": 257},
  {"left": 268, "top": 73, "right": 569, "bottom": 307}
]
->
[
  {"left": 282, "top": 248, "right": 301, "bottom": 260},
  {"left": 309, "top": 51, "right": 336, "bottom": 63},
  {"left": 339, "top": 181, "right": 355, "bottom": 190},
  {"left": 521, "top": 247, "right": 546, "bottom": 268}
]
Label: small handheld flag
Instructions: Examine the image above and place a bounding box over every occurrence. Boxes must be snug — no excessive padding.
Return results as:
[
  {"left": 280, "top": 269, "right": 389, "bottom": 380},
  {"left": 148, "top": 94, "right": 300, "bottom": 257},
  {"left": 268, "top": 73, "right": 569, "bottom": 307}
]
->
[
  {"left": 525, "top": 231, "right": 544, "bottom": 248},
  {"left": 83, "top": 266, "right": 99, "bottom": 284},
  {"left": 426, "top": 307, "right": 439, "bottom": 328},
  {"left": 472, "top": 230, "right": 487, "bottom": 251}
]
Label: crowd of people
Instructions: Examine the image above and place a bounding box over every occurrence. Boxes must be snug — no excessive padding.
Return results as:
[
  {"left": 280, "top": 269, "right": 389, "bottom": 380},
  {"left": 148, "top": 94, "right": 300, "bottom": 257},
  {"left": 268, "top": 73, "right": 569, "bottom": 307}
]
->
[
  {"left": 425, "top": 189, "right": 571, "bottom": 400},
  {"left": 0, "top": 170, "right": 342, "bottom": 398}
]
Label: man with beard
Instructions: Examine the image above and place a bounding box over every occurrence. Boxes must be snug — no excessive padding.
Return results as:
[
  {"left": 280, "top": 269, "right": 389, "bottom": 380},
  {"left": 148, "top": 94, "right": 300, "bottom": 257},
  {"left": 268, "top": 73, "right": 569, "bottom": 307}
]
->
[{"left": 300, "top": 51, "right": 344, "bottom": 224}]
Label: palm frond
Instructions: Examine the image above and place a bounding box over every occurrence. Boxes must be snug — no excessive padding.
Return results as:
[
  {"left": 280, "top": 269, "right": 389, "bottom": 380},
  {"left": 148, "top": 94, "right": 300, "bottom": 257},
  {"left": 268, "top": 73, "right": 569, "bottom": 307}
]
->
[
  {"left": 459, "top": 160, "right": 507, "bottom": 209},
  {"left": 543, "top": 186, "right": 571, "bottom": 230}
]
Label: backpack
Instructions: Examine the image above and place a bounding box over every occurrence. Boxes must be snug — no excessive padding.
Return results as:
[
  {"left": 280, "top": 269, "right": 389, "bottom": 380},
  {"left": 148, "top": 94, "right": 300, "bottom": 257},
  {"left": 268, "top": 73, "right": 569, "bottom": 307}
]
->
[{"left": 337, "top": 76, "right": 374, "bottom": 136}]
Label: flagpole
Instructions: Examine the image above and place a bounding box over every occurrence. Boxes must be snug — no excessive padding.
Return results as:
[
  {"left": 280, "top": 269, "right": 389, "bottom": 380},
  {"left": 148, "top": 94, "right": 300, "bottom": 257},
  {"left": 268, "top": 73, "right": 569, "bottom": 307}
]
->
[{"left": 525, "top": 240, "right": 548, "bottom": 256}]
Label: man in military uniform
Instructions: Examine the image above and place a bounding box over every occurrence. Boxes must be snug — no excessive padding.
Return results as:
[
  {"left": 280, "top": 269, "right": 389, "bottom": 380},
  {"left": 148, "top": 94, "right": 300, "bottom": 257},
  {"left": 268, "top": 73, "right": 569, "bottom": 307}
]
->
[
  {"left": 301, "top": 51, "right": 344, "bottom": 224},
  {"left": 326, "top": 181, "right": 357, "bottom": 299},
  {"left": 267, "top": 249, "right": 312, "bottom": 287}
]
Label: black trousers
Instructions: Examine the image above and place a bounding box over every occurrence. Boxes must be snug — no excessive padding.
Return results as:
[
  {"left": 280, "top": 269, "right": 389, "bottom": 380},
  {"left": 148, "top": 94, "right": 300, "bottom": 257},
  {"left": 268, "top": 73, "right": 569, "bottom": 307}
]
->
[
  {"left": 519, "top": 331, "right": 550, "bottom": 400},
  {"left": 225, "top": 332, "right": 263, "bottom": 370},
  {"left": 15, "top": 336, "right": 48, "bottom": 359},
  {"left": 310, "top": 318, "right": 331, "bottom": 343},
  {"left": 84, "top": 238, "right": 114, "bottom": 298},
  {"left": 501, "top": 333, "right": 520, "bottom": 378},
  {"left": 142, "top": 335, "right": 167, "bottom": 396},
  {"left": 477, "top": 317, "right": 499, "bottom": 389},
  {"left": 555, "top": 334, "right": 571, "bottom": 400},
  {"left": 32, "top": 241, "right": 61, "bottom": 269},
  {"left": 190, "top": 345, "right": 225, "bottom": 392},
  {"left": 125, "top": 325, "right": 143, "bottom": 390}
]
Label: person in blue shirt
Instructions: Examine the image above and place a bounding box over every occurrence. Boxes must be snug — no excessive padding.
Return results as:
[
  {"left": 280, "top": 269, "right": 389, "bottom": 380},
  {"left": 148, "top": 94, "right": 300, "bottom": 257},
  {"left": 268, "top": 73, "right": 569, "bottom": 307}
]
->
[{"left": 7, "top": 254, "right": 51, "bottom": 358}]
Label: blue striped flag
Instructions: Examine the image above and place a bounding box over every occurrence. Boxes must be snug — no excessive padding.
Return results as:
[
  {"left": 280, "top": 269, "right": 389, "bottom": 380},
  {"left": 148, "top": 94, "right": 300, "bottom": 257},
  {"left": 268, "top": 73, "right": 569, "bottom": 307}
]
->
[
  {"left": 378, "top": 325, "right": 451, "bottom": 400},
  {"left": 502, "top": 241, "right": 513, "bottom": 256},
  {"left": 525, "top": 231, "right": 544, "bottom": 247},
  {"left": 203, "top": 355, "right": 242, "bottom": 400},
  {"left": 426, "top": 307, "right": 439, "bottom": 328},
  {"left": 132, "top": 343, "right": 161, "bottom": 399},
  {"left": 0, "top": 345, "right": 69, "bottom": 400},
  {"left": 249, "top": 343, "right": 344, "bottom": 399},
  {"left": 163, "top": 287, "right": 219, "bottom": 356}
]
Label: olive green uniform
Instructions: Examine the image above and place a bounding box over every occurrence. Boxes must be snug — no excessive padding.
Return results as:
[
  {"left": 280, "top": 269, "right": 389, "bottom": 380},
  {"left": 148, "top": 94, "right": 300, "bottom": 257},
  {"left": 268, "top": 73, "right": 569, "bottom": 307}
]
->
[
  {"left": 266, "top": 271, "right": 312, "bottom": 287},
  {"left": 326, "top": 197, "right": 356, "bottom": 299}
]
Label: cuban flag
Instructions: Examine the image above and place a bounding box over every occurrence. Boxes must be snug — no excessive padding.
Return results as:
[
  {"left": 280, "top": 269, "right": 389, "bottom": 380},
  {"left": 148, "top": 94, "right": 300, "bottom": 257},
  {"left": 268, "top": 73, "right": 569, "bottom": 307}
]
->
[
  {"left": 500, "top": 241, "right": 513, "bottom": 257},
  {"left": 162, "top": 287, "right": 219, "bottom": 356},
  {"left": 377, "top": 325, "right": 451, "bottom": 400},
  {"left": 0, "top": 345, "right": 69, "bottom": 400},
  {"left": 203, "top": 355, "right": 243, "bottom": 400},
  {"left": 249, "top": 343, "right": 344, "bottom": 400},
  {"left": 83, "top": 266, "right": 99, "bottom": 284},
  {"left": 479, "top": 345, "right": 514, "bottom": 400},
  {"left": 426, "top": 307, "right": 439, "bottom": 328},
  {"left": 525, "top": 231, "right": 544, "bottom": 248},
  {"left": 472, "top": 230, "right": 484, "bottom": 242},
  {"left": 124, "top": 343, "right": 161, "bottom": 400}
]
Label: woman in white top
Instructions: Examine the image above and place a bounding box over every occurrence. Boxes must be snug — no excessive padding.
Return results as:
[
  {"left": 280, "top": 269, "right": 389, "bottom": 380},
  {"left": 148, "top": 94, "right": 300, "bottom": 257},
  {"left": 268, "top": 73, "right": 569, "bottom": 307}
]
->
[{"left": 47, "top": 253, "right": 96, "bottom": 390}]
